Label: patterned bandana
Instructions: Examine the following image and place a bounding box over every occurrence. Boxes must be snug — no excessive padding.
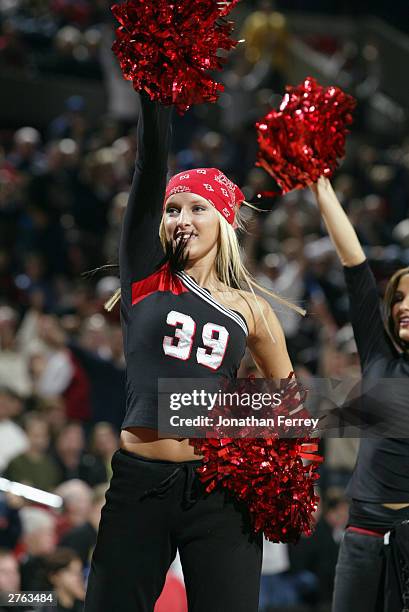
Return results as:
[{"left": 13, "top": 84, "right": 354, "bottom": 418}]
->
[{"left": 164, "top": 168, "right": 245, "bottom": 226}]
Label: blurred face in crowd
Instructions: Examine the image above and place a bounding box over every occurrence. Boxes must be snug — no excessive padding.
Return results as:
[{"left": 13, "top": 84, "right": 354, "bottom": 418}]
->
[
  {"left": 55, "top": 480, "right": 93, "bottom": 529},
  {"left": 0, "top": 307, "right": 17, "bottom": 349},
  {"left": 38, "top": 315, "right": 66, "bottom": 349},
  {"left": 92, "top": 423, "right": 118, "bottom": 458},
  {"left": 50, "top": 559, "right": 85, "bottom": 601},
  {"left": 56, "top": 424, "right": 85, "bottom": 457},
  {"left": 42, "top": 397, "right": 67, "bottom": 434},
  {"left": 0, "top": 391, "right": 23, "bottom": 421},
  {"left": 0, "top": 554, "right": 20, "bottom": 593},
  {"left": 27, "top": 419, "right": 50, "bottom": 455},
  {"left": 25, "top": 524, "right": 56, "bottom": 556},
  {"left": 391, "top": 273, "right": 409, "bottom": 347},
  {"left": 163, "top": 193, "right": 220, "bottom": 265},
  {"left": 325, "top": 500, "right": 349, "bottom": 530}
]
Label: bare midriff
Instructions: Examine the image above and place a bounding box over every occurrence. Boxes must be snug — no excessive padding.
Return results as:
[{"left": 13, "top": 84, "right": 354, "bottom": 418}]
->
[
  {"left": 381, "top": 502, "right": 409, "bottom": 510},
  {"left": 120, "top": 428, "right": 203, "bottom": 462}
]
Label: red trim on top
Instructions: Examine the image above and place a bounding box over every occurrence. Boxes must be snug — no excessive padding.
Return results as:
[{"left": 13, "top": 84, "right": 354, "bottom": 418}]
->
[{"left": 131, "top": 263, "right": 189, "bottom": 306}]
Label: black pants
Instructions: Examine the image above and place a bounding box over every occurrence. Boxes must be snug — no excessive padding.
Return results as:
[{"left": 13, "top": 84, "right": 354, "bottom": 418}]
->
[
  {"left": 332, "top": 530, "right": 385, "bottom": 612},
  {"left": 84, "top": 449, "right": 263, "bottom": 612}
]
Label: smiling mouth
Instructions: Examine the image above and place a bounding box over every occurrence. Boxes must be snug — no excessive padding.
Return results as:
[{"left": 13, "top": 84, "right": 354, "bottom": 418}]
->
[
  {"left": 399, "top": 318, "right": 409, "bottom": 330},
  {"left": 174, "top": 232, "right": 197, "bottom": 243}
]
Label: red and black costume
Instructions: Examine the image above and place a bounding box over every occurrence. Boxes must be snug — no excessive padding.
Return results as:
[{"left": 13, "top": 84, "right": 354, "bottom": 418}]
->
[
  {"left": 119, "top": 96, "right": 248, "bottom": 431},
  {"left": 84, "top": 94, "right": 263, "bottom": 612}
]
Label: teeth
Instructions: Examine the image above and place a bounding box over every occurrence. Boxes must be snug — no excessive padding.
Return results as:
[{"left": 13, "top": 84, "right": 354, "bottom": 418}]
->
[{"left": 175, "top": 233, "right": 196, "bottom": 240}]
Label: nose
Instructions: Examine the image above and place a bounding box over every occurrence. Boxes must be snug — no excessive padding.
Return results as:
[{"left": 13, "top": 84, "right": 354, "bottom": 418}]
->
[{"left": 176, "top": 207, "right": 192, "bottom": 227}]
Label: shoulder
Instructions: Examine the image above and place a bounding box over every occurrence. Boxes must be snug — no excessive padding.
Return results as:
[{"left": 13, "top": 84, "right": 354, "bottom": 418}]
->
[{"left": 232, "top": 290, "right": 282, "bottom": 337}]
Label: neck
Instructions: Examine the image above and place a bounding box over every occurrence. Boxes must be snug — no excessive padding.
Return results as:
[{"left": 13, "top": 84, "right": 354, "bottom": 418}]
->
[
  {"left": 26, "top": 449, "right": 44, "bottom": 461},
  {"left": 184, "top": 263, "right": 219, "bottom": 288},
  {"left": 183, "top": 247, "right": 220, "bottom": 289}
]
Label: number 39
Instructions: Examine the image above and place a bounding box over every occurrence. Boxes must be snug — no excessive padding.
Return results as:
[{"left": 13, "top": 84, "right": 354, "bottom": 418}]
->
[{"left": 163, "top": 310, "right": 229, "bottom": 371}]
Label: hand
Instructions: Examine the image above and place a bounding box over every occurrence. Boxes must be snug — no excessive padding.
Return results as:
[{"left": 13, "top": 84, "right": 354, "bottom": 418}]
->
[{"left": 310, "top": 175, "right": 331, "bottom": 196}]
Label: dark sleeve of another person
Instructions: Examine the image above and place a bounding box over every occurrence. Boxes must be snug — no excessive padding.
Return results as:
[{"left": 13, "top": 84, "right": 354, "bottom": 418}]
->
[{"left": 343, "top": 260, "right": 395, "bottom": 371}]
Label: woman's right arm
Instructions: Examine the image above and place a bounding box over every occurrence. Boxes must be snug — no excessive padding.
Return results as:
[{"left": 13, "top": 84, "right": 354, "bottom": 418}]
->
[
  {"left": 119, "top": 93, "right": 173, "bottom": 307},
  {"left": 310, "top": 177, "right": 365, "bottom": 267},
  {"left": 310, "top": 176, "right": 393, "bottom": 367}
]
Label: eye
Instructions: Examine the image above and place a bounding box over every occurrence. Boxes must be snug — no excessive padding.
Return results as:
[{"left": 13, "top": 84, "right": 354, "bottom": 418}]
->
[
  {"left": 392, "top": 292, "right": 403, "bottom": 305},
  {"left": 166, "top": 206, "right": 179, "bottom": 215},
  {"left": 192, "top": 205, "right": 206, "bottom": 212}
]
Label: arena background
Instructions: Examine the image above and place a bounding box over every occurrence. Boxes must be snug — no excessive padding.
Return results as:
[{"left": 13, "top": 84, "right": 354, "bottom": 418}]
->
[{"left": 0, "top": 1, "right": 408, "bottom": 610}]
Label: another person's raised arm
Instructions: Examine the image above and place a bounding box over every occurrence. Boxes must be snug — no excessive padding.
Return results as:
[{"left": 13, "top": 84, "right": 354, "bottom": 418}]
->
[
  {"left": 310, "top": 176, "right": 393, "bottom": 368},
  {"left": 310, "top": 177, "right": 365, "bottom": 268}
]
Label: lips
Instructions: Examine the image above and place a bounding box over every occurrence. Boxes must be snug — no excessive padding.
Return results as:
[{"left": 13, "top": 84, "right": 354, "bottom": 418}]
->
[
  {"left": 174, "top": 231, "right": 197, "bottom": 243},
  {"left": 399, "top": 317, "right": 409, "bottom": 329}
]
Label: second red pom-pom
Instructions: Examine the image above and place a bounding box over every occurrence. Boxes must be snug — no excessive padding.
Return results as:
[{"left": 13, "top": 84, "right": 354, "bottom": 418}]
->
[{"left": 256, "top": 77, "right": 356, "bottom": 193}]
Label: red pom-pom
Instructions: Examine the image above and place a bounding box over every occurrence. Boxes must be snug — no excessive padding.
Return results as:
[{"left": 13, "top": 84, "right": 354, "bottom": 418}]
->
[
  {"left": 255, "top": 77, "right": 356, "bottom": 193},
  {"left": 191, "top": 375, "right": 322, "bottom": 543},
  {"left": 111, "top": 0, "right": 241, "bottom": 114}
]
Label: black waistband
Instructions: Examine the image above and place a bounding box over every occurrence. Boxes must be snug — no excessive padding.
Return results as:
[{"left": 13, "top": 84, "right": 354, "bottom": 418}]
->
[
  {"left": 349, "top": 499, "right": 409, "bottom": 531},
  {"left": 118, "top": 448, "right": 203, "bottom": 466}
]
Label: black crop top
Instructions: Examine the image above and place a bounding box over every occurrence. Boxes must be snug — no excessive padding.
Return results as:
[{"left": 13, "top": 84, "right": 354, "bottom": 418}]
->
[
  {"left": 343, "top": 260, "right": 409, "bottom": 504},
  {"left": 119, "top": 95, "right": 248, "bottom": 430}
]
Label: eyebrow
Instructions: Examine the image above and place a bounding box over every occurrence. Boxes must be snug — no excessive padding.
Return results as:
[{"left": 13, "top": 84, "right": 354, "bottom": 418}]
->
[{"left": 166, "top": 199, "right": 208, "bottom": 206}]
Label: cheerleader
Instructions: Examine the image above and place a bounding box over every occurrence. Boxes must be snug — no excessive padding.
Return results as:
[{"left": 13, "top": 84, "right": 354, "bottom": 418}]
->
[
  {"left": 83, "top": 88, "right": 303, "bottom": 612},
  {"left": 311, "top": 177, "right": 409, "bottom": 612}
]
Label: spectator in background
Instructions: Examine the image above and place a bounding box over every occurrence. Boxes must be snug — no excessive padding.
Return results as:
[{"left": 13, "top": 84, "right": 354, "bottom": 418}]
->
[
  {"left": 37, "top": 396, "right": 67, "bottom": 441},
  {"left": 5, "top": 412, "right": 61, "bottom": 492},
  {"left": 48, "top": 95, "right": 88, "bottom": 143},
  {"left": 60, "top": 484, "right": 107, "bottom": 568},
  {"left": 0, "top": 493, "right": 23, "bottom": 550},
  {"left": 19, "top": 507, "right": 57, "bottom": 591},
  {"left": 29, "top": 315, "right": 91, "bottom": 423},
  {"left": 0, "top": 306, "right": 31, "bottom": 398},
  {"left": 319, "top": 325, "right": 360, "bottom": 493},
  {"left": 0, "top": 388, "right": 28, "bottom": 472},
  {"left": 70, "top": 325, "right": 125, "bottom": 429},
  {"left": 6, "top": 127, "right": 45, "bottom": 175},
  {"left": 289, "top": 495, "right": 349, "bottom": 609},
  {"left": 78, "top": 314, "right": 111, "bottom": 360},
  {"left": 53, "top": 423, "right": 106, "bottom": 486},
  {"left": 54, "top": 480, "right": 93, "bottom": 539},
  {"left": 0, "top": 549, "right": 21, "bottom": 610},
  {"left": 37, "top": 548, "right": 85, "bottom": 612},
  {"left": 240, "top": 0, "right": 289, "bottom": 92},
  {"left": 104, "top": 191, "right": 128, "bottom": 262},
  {"left": 89, "top": 423, "right": 118, "bottom": 481}
]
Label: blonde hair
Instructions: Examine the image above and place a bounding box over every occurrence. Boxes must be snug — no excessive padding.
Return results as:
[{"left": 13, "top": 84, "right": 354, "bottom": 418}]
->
[{"left": 105, "top": 205, "right": 306, "bottom": 341}]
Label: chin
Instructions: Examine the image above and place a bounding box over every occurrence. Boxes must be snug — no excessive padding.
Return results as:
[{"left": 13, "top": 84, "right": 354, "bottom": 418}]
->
[
  {"left": 185, "top": 245, "right": 207, "bottom": 261},
  {"left": 399, "top": 331, "right": 409, "bottom": 345}
]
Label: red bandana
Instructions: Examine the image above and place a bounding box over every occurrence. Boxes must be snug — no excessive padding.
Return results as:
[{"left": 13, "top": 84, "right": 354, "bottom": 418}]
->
[{"left": 164, "top": 168, "right": 245, "bottom": 226}]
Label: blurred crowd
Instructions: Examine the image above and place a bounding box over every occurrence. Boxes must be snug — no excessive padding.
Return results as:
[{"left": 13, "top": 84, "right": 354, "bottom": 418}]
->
[{"left": 0, "top": 0, "right": 408, "bottom": 611}]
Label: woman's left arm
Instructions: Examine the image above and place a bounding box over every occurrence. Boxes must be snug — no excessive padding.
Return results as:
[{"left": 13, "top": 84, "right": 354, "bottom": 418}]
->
[{"left": 247, "top": 296, "right": 293, "bottom": 379}]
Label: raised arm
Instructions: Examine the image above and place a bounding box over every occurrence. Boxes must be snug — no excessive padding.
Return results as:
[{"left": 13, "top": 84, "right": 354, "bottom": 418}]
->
[
  {"left": 310, "top": 176, "right": 393, "bottom": 368},
  {"left": 119, "top": 93, "right": 173, "bottom": 306},
  {"left": 310, "top": 177, "right": 365, "bottom": 268}
]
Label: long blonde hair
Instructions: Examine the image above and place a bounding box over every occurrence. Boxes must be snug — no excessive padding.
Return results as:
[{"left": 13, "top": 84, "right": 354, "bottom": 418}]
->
[{"left": 105, "top": 205, "right": 306, "bottom": 336}]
